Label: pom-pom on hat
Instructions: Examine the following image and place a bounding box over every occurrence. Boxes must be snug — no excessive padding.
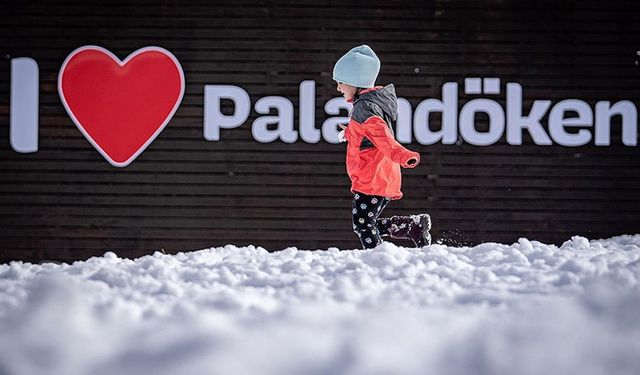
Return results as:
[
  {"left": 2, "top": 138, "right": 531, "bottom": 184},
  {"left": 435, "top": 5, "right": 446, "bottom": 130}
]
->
[{"left": 333, "top": 45, "right": 380, "bottom": 88}]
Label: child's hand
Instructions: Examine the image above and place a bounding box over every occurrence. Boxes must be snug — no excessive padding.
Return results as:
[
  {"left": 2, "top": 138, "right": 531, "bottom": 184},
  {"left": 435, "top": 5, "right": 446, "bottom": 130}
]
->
[{"left": 338, "top": 124, "right": 347, "bottom": 143}]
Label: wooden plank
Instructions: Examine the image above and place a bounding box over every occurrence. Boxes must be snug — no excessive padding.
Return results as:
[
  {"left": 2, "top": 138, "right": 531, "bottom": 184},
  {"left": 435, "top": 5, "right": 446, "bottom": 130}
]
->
[{"left": 1, "top": 165, "right": 639, "bottom": 186}]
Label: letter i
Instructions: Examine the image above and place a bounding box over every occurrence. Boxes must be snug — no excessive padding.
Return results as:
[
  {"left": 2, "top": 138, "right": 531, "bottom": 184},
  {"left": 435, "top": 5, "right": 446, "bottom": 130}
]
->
[{"left": 10, "top": 58, "right": 39, "bottom": 153}]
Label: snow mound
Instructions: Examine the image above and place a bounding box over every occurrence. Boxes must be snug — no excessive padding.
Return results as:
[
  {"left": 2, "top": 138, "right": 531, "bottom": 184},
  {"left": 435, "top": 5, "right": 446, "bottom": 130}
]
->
[{"left": 1, "top": 236, "right": 639, "bottom": 375}]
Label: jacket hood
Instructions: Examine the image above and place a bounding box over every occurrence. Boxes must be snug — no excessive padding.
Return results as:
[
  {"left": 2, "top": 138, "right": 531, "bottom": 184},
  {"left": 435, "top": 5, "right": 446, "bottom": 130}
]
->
[{"left": 355, "top": 84, "right": 398, "bottom": 121}]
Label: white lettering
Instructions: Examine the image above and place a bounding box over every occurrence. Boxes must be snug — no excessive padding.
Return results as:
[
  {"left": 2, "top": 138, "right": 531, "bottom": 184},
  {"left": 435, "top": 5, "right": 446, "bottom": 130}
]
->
[
  {"left": 199, "top": 80, "right": 637, "bottom": 147},
  {"left": 548, "top": 99, "right": 593, "bottom": 146},
  {"left": 460, "top": 99, "right": 505, "bottom": 146},
  {"left": 396, "top": 98, "right": 412, "bottom": 144},
  {"left": 322, "top": 97, "right": 350, "bottom": 144},
  {"left": 252, "top": 96, "right": 296, "bottom": 143},
  {"left": 203, "top": 85, "right": 250, "bottom": 141},
  {"left": 595, "top": 101, "right": 638, "bottom": 146},
  {"left": 299, "top": 80, "right": 320, "bottom": 143},
  {"left": 10, "top": 58, "right": 39, "bottom": 153},
  {"left": 506, "top": 83, "right": 552, "bottom": 145},
  {"left": 414, "top": 82, "right": 458, "bottom": 145}
]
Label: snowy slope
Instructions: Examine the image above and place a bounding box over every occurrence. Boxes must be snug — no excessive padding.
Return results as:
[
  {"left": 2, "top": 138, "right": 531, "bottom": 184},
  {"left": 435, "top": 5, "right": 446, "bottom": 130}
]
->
[{"left": 0, "top": 235, "right": 639, "bottom": 375}]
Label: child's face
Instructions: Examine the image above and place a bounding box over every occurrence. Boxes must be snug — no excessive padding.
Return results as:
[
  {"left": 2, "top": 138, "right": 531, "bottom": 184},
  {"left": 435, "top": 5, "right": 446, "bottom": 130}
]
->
[{"left": 336, "top": 82, "right": 357, "bottom": 101}]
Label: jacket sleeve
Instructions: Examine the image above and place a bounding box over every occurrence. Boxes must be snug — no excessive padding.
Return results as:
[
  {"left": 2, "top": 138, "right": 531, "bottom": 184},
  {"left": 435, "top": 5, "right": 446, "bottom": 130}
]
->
[{"left": 361, "top": 115, "right": 420, "bottom": 168}]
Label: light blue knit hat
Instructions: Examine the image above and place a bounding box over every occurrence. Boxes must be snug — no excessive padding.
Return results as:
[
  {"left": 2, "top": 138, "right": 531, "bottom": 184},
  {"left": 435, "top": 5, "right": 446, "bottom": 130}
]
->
[{"left": 333, "top": 45, "right": 380, "bottom": 88}]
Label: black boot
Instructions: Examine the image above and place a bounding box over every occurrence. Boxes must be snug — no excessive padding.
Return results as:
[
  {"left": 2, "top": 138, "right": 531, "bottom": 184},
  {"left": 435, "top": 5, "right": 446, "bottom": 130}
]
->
[{"left": 388, "top": 214, "right": 432, "bottom": 247}]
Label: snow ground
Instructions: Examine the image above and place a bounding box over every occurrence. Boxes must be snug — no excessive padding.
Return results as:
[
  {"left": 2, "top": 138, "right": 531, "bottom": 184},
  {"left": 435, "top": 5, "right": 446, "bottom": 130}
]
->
[{"left": 0, "top": 235, "right": 639, "bottom": 375}]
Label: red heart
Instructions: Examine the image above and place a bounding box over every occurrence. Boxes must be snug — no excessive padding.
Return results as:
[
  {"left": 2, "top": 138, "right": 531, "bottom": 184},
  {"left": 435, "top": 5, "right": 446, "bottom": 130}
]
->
[{"left": 59, "top": 46, "right": 185, "bottom": 167}]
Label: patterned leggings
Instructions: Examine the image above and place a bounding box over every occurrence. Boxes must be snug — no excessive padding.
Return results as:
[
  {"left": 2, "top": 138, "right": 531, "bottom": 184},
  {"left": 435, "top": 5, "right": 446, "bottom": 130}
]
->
[{"left": 352, "top": 191, "right": 393, "bottom": 249}]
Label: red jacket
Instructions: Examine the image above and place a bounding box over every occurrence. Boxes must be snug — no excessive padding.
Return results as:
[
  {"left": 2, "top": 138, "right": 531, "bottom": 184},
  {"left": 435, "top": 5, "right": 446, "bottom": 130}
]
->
[{"left": 344, "top": 85, "right": 420, "bottom": 200}]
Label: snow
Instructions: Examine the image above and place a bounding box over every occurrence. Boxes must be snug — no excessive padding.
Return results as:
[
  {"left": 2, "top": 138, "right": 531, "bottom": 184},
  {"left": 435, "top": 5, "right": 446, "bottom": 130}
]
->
[{"left": 1, "top": 235, "right": 640, "bottom": 375}]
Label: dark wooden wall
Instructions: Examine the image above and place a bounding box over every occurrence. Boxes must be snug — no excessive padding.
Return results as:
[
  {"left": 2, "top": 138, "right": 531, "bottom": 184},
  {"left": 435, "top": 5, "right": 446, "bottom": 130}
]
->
[{"left": 1, "top": 0, "right": 639, "bottom": 262}]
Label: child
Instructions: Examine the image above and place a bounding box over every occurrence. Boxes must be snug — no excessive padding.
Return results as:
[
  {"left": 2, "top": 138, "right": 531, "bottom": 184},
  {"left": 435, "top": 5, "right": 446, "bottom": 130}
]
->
[{"left": 333, "top": 45, "right": 431, "bottom": 249}]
